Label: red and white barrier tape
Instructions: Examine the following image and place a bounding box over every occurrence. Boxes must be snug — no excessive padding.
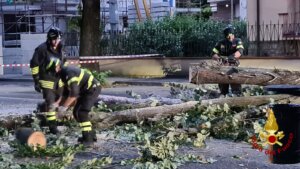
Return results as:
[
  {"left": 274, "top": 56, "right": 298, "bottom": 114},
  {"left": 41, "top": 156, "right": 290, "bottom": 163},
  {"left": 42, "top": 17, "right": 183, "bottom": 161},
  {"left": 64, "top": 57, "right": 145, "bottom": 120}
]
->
[
  {"left": 79, "top": 54, "right": 162, "bottom": 60},
  {"left": 0, "top": 64, "right": 30, "bottom": 68},
  {"left": 0, "top": 54, "right": 162, "bottom": 68}
]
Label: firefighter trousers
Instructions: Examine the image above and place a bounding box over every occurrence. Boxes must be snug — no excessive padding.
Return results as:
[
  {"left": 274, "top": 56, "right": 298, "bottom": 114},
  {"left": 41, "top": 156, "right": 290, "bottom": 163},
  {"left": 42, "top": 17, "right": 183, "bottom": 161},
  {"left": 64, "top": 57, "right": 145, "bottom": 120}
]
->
[{"left": 72, "top": 86, "right": 101, "bottom": 132}]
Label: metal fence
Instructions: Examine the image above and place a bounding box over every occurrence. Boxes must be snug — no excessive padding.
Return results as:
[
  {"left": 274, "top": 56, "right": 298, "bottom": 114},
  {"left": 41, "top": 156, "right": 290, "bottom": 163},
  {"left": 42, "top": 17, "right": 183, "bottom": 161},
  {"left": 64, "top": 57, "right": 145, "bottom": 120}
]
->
[
  {"left": 247, "top": 22, "right": 300, "bottom": 56},
  {"left": 63, "top": 22, "right": 300, "bottom": 57}
]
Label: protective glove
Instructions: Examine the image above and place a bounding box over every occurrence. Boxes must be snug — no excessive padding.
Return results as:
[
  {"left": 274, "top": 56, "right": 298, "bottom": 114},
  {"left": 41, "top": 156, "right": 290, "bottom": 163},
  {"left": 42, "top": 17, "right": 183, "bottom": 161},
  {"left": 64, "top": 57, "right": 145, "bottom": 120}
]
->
[
  {"left": 217, "top": 55, "right": 226, "bottom": 61},
  {"left": 57, "top": 106, "right": 68, "bottom": 113},
  {"left": 49, "top": 103, "right": 59, "bottom": 111},
  {"left": 33, "top": 76, "right": 41, "bottom": 93},
  {"left": 228, "top": 54, "right": 236, "bottom": 61},
  {"left": 34, "top": 83, "right": 41, "bottom": 93}
]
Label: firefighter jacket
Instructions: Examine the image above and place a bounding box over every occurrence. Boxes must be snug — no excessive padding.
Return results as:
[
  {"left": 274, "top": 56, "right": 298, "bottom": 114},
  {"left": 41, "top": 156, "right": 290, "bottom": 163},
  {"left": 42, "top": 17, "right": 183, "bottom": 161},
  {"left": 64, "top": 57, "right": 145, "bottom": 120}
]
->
[
  {"left": 212, "top": 38, "right": 244, "bottom": 57},
  {"left": 59, "top": 66, "right": 100, "bottom": 97},
  {"left": 30, "top": 41, "right": 64, "bottom": 90}
]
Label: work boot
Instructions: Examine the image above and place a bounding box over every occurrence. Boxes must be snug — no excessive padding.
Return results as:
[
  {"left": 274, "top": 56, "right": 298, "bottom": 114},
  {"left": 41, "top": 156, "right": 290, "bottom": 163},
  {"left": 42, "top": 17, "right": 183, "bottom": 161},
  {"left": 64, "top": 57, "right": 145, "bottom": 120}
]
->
[
  {"left": 78, "top": 130, "right": 97, "bottom": 143},
  {"left": 48, "top": 121, "right": 59, "bottom": 135},
  {"left": 78, "top": 131, "right": 96, "bottom": 148}
]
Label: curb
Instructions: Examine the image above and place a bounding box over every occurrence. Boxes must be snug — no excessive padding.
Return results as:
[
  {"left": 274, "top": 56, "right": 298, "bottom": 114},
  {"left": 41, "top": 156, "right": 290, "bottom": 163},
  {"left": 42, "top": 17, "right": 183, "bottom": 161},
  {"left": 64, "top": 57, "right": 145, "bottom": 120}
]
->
[
  {"left": 0, "top": 77, "right": 189, "bottom": 86},
  {"left": 112, "top": 80, "right": 167, "bottom": 86},
  {"left": 0, "top": 78, "right": 33, "bottom": 82}
]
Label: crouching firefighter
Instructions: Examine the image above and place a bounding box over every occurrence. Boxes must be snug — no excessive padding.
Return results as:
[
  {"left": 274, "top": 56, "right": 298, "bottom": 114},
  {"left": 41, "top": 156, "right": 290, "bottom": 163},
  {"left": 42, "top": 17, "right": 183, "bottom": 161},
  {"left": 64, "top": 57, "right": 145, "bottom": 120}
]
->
[
  {"left": 46, "top": 57, "right": 101, "bottom": 146},
  {"left": 29, "top": 27, "right": 64, "bottom": 134}
]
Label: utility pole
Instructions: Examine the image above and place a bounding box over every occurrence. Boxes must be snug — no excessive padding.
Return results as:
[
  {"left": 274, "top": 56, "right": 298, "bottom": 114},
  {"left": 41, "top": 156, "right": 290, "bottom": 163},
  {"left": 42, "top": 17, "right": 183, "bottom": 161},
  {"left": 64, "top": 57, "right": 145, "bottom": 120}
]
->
[{"left": 231, "top": 0, "right": 233, "bottom": 22}]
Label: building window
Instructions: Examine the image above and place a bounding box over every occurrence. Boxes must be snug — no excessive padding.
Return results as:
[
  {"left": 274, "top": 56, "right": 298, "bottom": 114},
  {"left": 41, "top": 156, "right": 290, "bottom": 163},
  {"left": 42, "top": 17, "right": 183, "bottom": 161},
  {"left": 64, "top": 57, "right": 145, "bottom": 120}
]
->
[{"left": 3, "top": 14, "right": 35, "bottom": 41}]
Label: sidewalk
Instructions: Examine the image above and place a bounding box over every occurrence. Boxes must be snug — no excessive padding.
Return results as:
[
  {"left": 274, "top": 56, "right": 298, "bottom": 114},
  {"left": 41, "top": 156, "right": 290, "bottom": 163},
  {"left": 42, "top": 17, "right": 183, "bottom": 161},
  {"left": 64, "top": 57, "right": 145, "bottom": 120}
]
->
[{"left": 0, "top": 74, "right": 189, "bottom": 86}]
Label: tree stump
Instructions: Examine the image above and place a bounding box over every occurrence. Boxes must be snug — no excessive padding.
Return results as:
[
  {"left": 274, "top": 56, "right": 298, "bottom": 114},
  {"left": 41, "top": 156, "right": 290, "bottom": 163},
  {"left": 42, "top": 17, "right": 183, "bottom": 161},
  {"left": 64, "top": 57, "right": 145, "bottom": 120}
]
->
[{"left": 15, "top": 128, "right": 46, "bottom": 150}]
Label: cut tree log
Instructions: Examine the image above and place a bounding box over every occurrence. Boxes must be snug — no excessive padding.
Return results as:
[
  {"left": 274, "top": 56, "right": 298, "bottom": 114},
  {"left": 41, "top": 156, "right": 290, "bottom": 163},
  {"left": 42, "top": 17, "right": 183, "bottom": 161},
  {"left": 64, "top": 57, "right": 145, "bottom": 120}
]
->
[
  {"left": 15, "top": 127, "right": 46, "bottom": 150},
  {"left": 0, "top": 94, "right": 294, "bottom": 130},
  {"left": 189, "top": 61, "right": 300, "bottom": 85}
]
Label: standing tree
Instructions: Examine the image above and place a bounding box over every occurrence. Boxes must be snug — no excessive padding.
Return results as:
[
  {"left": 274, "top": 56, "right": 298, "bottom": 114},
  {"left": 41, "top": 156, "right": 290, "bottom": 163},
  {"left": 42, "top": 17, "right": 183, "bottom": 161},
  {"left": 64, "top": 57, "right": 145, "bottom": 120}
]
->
[{"left": 80, "top": 0, "right": 100, "bottom": 56}]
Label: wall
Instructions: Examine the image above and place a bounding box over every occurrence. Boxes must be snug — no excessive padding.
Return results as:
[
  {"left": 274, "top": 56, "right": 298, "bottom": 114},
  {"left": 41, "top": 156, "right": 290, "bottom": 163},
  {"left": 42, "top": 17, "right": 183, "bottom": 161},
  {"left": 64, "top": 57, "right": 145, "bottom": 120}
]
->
[
  {"left": 248, "top": 40, "right": 300, "bottom": 57},
  {"left": 3, "top": 34, "right": 48, "bottom": 75},
  {"left": 239, "top": 0, "right": 247, "bottom": 20},
  {"left": 81, "top": 57, "right": 300, "bottom": 78},
  {"left": 211, "top": 3, "right": 231, "bottom": 21},
  {"left": 20, "top": 34, "right": 47, "bottom": 75},
  {"left": 0, "top": 36, "right": 2, "bottom": 75},
  {"left": 247, "top": 0, "right": 290, "bottom": 25},
  {"left": 3, "top": 48, "right": 22, "bottom": 74}
]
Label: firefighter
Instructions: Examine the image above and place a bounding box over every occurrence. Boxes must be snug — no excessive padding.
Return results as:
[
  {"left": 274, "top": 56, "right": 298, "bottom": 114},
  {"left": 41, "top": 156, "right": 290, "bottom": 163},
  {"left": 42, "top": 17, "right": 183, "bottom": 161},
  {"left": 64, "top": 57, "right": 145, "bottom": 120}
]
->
[
  {"left": 30, "top": 26, "right": 64, "bottom": 134},
  {"left": 212, "top": 25, "right": 244, "bottom": 97},
  {"left": 46, "top": 57, "right": 101, "bottom": 146}
]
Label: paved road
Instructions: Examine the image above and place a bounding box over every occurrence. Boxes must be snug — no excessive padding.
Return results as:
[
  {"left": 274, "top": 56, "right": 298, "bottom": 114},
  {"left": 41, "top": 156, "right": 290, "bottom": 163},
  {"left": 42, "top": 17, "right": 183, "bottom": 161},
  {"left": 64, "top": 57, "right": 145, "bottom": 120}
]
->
[
  {"left": 0, "top": 81, "right": 40, "bottom": 116},
  {"left": 0, "top": 81, "right": 172, "bottom": 116},
  {"left": 1, "top": 80, "right": 300, "bottom": 168}
]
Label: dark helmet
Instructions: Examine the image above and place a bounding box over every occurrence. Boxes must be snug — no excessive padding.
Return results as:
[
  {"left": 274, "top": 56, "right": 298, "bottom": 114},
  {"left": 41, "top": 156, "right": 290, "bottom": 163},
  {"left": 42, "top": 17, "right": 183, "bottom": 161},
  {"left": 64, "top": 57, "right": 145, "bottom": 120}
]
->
[
  {"left": 223, "top": 25, "right": 235, "bottom": 38},
  {"left": 46, "top": 57, "right": 61, "bottom": 72},
  {"left": 47, "top": 26, "right": 62, "bottom": 40}
]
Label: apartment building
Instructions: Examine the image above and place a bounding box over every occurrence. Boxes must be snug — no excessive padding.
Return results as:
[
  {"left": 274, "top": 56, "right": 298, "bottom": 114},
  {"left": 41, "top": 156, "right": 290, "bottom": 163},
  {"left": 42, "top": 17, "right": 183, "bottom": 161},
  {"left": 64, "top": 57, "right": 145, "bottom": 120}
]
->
[
  {"left": 0, "top": 0, "right": 80, "bottom": 75},
  {"left": 208, "top": 0, "right": 247, "bottom": 21}
]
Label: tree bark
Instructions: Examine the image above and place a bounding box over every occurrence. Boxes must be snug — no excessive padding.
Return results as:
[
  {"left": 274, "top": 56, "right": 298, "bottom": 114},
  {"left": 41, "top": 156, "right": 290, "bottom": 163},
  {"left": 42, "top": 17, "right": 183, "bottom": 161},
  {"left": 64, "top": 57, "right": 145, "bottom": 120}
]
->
[
  {"left": 98, "top": 95, "right": 183, "bottom": 107},
  {"left": 190, "top": 61, "right": 300, "bottom": 85},
  {"left": 80, "top": 0, "right": 100, "bottom": 56}
]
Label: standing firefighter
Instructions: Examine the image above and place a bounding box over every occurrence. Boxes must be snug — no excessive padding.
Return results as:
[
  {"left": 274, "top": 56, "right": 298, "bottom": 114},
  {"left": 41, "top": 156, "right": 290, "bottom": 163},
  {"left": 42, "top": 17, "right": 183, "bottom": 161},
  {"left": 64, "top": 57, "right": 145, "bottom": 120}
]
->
[
  {"left": 212, "top": 25, "right": 244, "bottom": 96},
  {"left": 30, "top": 27, "right": 64, "bottom": 134},
  {"left": 46, "top": 57, "right": 101, "bottom": 147}
]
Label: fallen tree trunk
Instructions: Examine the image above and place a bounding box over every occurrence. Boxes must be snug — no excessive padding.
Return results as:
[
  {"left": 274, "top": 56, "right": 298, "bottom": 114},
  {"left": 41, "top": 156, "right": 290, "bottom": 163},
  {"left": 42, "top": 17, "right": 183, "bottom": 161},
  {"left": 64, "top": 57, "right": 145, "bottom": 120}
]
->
[
  {"left": 98, "top": 95, "right": 183, "bottom": 107},
  {"left": 189, "top": 61, "right": 300, "bottom": 85},
  {"left": 92, "top": 94, "right": 291, "bottom": 129},
  {"left": 0, "top": 94, "right": 293, "bottom": 130}
]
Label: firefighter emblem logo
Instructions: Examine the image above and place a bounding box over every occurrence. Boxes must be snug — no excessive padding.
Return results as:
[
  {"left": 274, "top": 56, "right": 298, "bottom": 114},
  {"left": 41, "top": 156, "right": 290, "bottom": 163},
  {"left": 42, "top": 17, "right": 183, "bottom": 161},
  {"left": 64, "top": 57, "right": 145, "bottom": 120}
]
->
[{"left": 259, "top": 108, "right": 284, "bottom": 146}]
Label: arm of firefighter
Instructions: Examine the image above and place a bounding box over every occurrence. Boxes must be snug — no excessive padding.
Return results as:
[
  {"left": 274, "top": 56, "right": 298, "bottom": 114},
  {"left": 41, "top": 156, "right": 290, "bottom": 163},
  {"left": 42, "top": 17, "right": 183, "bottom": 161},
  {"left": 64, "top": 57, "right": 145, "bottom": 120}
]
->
[
  {"left": 234, "top": 39, "right": 244, "bottom": 59},
  {"left": 62, "top": 96, "right": 77, "bottom": 108},
  {"left": 30, "top": 48, "right": 40, "bottom": 81},
  {"left": 212, "top": 42, "right": 221, "bottom": 61},
  {"left": 62, "top": 81, "right": 79, "bottom": 108}
]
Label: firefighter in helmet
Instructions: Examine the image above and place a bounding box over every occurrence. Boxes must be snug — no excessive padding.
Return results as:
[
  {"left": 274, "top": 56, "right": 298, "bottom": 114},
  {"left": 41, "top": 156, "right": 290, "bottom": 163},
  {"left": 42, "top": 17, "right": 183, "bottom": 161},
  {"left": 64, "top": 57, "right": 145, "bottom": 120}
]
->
[
  {"left": 30, "top": 26, "right": 65, "bottom": 134},
  {"left": 212, "top": 25, "right": 244, "bottom": 96}
]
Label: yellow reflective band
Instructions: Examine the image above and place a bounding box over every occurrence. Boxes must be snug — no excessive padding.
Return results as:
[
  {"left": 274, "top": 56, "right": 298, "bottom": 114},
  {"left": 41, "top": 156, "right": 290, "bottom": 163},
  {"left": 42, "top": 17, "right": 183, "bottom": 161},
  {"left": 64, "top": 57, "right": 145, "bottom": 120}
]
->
[
  {"left": 63, "top": 62, "right": 69, "bottom": 66},
  {"left": 47, "top": 116, "right": 56, "bottom": 121},
  {"left": 46, "top": 59, "right": 54, "bottom": 70},
  {"left": 87, "top": 76, "right": 94, "bottom": 89},
  {"left": 39, "top": 80, "right": 54, "bottom": 89},
  {"left": 79, "top": 121, "right": 92, "bottom": 127},
  {"left": 67, "top": 77, "right": 78, "bottom": 86},
  {"left": 236, "top": 45, "right": 244, "bottom": 49},
  {"left": 84, "top": 68, "right": 92, "bottom": 75},
  {"left": 67, "top": 70, "right": 84, "bottom": 85},
  {"left": 31, "top": 66, "right": 39, "bottom": 75},
  {"left": 82, "top": 127, "right": 92, "bottom": 131},
  {"left": 213, "top": 48, "right": 219, "bottom": 54},
  {"left": 55, "top": 59, "right": 60, "bottom": 66},
  {"left": 46, "top": 59, "right": 60, "bottom": 70},
  {"left": 58, "top": 79, "right": 64, "bottom": 88},
  {"left": 78, "top": 70, "right": 84, "bottom": 84},
  {"left": 46, "top": 111, "right": 56, "bottom": 116}
]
